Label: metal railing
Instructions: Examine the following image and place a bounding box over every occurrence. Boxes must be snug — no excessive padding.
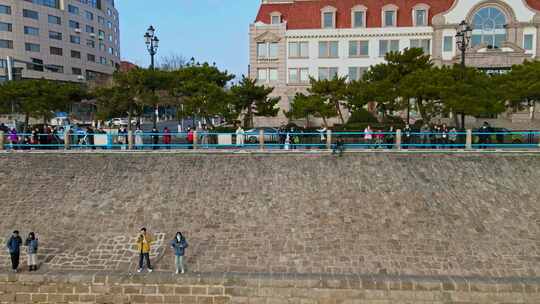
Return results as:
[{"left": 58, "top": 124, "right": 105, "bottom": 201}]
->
[{"left": 0, "top": 130, "right": 539, "bottom": 151}]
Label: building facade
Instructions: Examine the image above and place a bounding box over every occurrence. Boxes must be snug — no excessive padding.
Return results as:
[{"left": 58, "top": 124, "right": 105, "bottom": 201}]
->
[
  {"left": 250, "top": 0, "right": 540, "bottom": 126},
  {"left": 0, "top": 0, "right": 120, "bottom": 83}
]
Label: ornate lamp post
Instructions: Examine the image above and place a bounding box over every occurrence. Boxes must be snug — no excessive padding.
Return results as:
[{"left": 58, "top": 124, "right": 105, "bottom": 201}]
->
[
  {"left": 144, "top": 25, "right": 159, "bottom": 70},
  {"left": 455, "top": 20, "right": 473, "bottom": 67},
  {"left": 144, "top": 26, "right": 159, "bottom": 127}
]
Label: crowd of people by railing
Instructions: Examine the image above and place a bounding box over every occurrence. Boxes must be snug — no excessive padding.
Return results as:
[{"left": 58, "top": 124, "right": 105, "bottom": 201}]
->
[
  {"left": 6, "top": 228, "right": 189, "bottom": 275},
  {"left": 1, "top": 121, "right": 538, "bottom": 151}
]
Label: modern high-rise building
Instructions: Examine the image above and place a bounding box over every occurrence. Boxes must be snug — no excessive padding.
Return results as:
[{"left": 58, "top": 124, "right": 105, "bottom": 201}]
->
[
  {"left": 250, "top": 0, "right": 540, "bottom": 126},
  {"left": 0, "top": 0, "right": 120, "bottom": 83}
]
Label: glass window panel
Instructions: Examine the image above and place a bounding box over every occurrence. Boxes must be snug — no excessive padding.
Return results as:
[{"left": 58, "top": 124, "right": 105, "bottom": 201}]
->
[
  {"left": 0, "top": 22, "right": 11, "bottom": 32},
  {"left": 349, "top": 41, "right": 358, "bottom": 57},
  {"left": 269, "top": 69, "right": 278, "bottom": 81},
  {"left": 300, "top": 42, "right": 309, "bottom": 57},
  {"left": 319, "top": 41, "right": 327, "bottom": 57},
  {"left": 379, "top": 40, "right": 388, "bottom": 56},
  {"left": 348, "top": 67, "right": 358, "bottom": 82},
  {"left": 390, "top": 40, "right": 399, "bottom": 52},
  {"left": 384, "top": 11, "right": 395, "bottom": 26},
  {"left": 319, "top": 68, "right": 328, "bottom": 80},
  {"left": 443, "top": 36, "right": 453, "bottom": 52},
  {"left": 354, "top": 11, "right": 364, "bottom": 28},
  {"left": 323, "top": 12, "right": 334, "bottom": 28},
  {"left": 329, "top": 68, "right": 338, "bottom": 79},
  {"left": 24, "top": 26, "right": 39, "bottom": 36},
  {"left": 524, "top": 34, "right": 534, "bottom": 50},
  {"left": 359, "top": 41, "right": 369, "bottom": 56},
  {"left": 416, "top": 10, "right": 426, "bottom": 26},
  {"left": 300, "top": 69, "right": 309, "bottom": 82},
  {"left": 0, "top": 5, "right": 11, "bottom": 15},
  {"left": 271, "top": 15, "right": 280, "bottom": 24},
  {"left": 269, "top": 43, "right": 278, "bottom": 58},
  {"left": 289, "top": 69, "right": 298, "bottom": 82},
  {"left": 257, "top": 69, "right": 267, "bottom": 81},
  {"left": 330, "top": 41, "right": 338, "bottom": 57},
  {"left": 257, "top": 43, "right": 267, "bottom": 58},
  {"left": 289, "top": 42, "right": 298, "bottom": 58}
]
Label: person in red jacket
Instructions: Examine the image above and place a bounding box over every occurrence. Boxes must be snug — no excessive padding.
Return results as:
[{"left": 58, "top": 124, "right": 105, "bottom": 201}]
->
[
  {"left": 187, "top": 128, "right": 194, "bottom": 149},
  {"left": 163, "top": 127, "right": 172, "bottom": 149}
]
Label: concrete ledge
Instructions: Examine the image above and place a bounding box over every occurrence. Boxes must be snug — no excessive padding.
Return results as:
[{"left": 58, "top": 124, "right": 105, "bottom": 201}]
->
[{"left": 0, "top": 271, "right": 538, "bottom": 304}]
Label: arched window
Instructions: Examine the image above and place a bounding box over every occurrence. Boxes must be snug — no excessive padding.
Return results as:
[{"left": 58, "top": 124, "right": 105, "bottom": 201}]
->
[{"left": 471, "top": 6, "right": 507, "bottom": 48}]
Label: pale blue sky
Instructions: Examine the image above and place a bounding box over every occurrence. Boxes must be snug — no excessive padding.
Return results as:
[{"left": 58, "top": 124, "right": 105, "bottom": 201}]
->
[{"left": 116, "top": 0, "right": 261, "bottom": 80}]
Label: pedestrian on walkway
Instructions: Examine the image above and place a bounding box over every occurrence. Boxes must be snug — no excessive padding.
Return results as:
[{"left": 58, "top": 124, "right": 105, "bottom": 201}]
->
[
  {"left": 136, "top": 228, "right": 153, "bottom": 273},
  {"left": 170, "top": 232, "right": 188, "bottom": 274},
  {"left": 25, "top": 232, "right": 38, "bottom": 271},
  {"left": 163, "top": 127, "right": 172, "bottom": 149},
  {"left": 135, "top": 126, "right": 144, "bottom": 149},
  {"left": 236, "top": 126, "right": 245, "bottom": 147},
  {"left": 364, "top": 125, "right": 373, "bottom": 148},
  {"left": 6, "top": 230, "right": 22, "bottom": 272},
  {"left": 151, "top": 128, "right": 159, "bottom": 150}
]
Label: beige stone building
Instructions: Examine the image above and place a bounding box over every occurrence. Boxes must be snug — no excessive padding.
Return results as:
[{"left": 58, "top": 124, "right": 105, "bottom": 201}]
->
[
  {"left": 0, "top": 0, "right": 120, "bottom": 83},
  {"left": 250, "top": 0, "right": 540, "bottom": 127}
]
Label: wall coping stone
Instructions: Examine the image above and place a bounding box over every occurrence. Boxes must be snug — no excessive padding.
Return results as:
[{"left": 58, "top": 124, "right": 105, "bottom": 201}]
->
[{"left": 0, "top": 271, "right": 537, "bottom": 293}]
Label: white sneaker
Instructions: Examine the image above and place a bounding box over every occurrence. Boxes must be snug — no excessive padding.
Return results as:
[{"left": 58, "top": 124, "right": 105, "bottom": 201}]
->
[
  {"left": 137, "top": 268, "right": 142, "bottom": 273},
  {"left": 148, "top": 269, "right": 153, "bottom": 273},
  {"left": 175, "top": 270, "right": 179, "bottom": 274},
  {"left": 181, "top": 270, "right": 185, "bottom": 274}
]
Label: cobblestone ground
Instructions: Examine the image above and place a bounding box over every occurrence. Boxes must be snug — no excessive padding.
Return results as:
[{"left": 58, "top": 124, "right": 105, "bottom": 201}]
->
[{"left": 0, "top": 153, "right": 538, "bottom": 278}]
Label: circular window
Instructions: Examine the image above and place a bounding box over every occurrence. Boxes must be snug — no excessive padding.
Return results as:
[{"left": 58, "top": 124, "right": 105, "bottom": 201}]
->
[{"left": 471, "top": 7, "right": 507, "bottom": 48}]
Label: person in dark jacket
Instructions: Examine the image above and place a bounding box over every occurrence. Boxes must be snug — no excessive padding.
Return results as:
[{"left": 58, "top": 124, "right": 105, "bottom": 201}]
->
[
  {"left": 6, "top": 231, "right": 22, "bottom": 272},
  {"left": 170, "top": 232, "right": 188, "bottom": 274},
  {"left": 151, "top": 128, "right": 159, "bottom": 150},
  {"left": 25, "top": 232, "right": 39, "bottom": 271}
]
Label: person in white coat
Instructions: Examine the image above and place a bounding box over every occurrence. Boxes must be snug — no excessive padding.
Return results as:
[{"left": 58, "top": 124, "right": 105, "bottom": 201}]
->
[
  {"left": 236, "top": 126, "right": 245, "bottom": 147},
  {"left": 134, "top": 127, "right": 144, "bottom": 149}
]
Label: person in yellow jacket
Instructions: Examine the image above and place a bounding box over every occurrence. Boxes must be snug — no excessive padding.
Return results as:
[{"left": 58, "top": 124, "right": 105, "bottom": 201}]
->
[{"left": 136, "top": 227, "right": 153, "bottom": 273}]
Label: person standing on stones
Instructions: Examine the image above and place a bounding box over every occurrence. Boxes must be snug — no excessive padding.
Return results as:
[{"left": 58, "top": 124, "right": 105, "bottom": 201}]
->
[
  {"left": 6, "top": 230, "right": 22, "bottom": 272},
  {"left": 170, "top": 232, "right": 188, "bottom": 274},
  {"left": 25, "top": 232, "right": 38, "bottom": 271},
  {"left": 137, "top": 228, "right": 153, "bottom": 273}
]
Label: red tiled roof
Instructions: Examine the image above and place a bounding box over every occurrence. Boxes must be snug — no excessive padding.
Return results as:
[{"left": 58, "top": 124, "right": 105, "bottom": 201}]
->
[
  {"left": 255, "top": 0, "right": 540, "bottom": 29},
  {"left": 119, "top": 61, "right": 138, "bottom": 72}
]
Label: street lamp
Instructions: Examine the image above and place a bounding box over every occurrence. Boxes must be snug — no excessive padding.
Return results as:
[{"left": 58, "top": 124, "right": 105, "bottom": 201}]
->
[
  {"left": 455, "top": 20, "right": 473, "bottom": 67},
  {"left": 144, "top": 25, "right": 159, "bottom": 70},
  {"left": 144, "top": 25, "right": 159, "bottom": 128}
]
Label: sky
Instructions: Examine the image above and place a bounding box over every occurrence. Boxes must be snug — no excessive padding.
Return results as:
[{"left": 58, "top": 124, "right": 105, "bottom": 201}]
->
[{"left": 116, "top": 0, "right": 261, "bottom": 80}]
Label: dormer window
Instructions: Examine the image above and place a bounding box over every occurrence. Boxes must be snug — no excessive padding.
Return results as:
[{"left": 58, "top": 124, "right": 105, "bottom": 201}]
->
[
  {"left": 321, "top": 6, "right": 337, "bottom": 29},
  {"left": 413, "top": 4, "right": 430, "bottom": 27},
  {"left": 382, "top": 4, "right": 398, "bottom": 27},
  {"left": 351, "top": 5, "right": 367, "bottom": 28},
  {"left": 270, "top": 12, "right": 282, "bottom": 25}
]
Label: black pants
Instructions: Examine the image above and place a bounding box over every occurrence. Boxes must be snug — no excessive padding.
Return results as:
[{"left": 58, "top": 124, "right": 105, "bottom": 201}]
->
[
  {"left": 139, "top": 253, "right": 152, "bottom": 270},
  {"left": 10, "top": 252, "right": 19, "bottom": 270}
]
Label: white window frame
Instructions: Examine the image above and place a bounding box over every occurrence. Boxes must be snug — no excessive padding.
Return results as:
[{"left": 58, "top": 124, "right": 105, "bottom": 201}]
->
[
  {"left": 318, "top": 67, "right": 339, "bottom": 81},
  {"left": 288, "top": 41, "right": 309, "bottom": 59},
  {"left": 524, "top": 34, "right": 534, "bottom": 51},
  {"left": 349, "top": 40, "right": 369, "bottom": 57},
  {"left": 257, "top": 68, "right": 278, "bottom": 83},
  {"left": 382, "top": 4, "right": 398, "bottom": 27},
  {"left": 351, "top": 5, "right": 367, "bottom": 28},
  {"left": 348, "top": 67, "right": 368, "bottom": 82},
  {"left": 288, "top": 68, "right": 309, "bottom": 84},
  {"left": 412, "top": 4, "right": 430, "bottom": 27},
  {"left": 270, "top": 12, "right": 282, "bottom": 25},
  {"left": 410, "top": 39, "right": 431, "bottom": 54},
  {"left": 321, "top": 6, "right": 337, "bottom": 29},
  {"left": 379, "top": 40, "right": 400, "bottom": 57},
  {"left": 257, "top": 42, "right": 279, "bottom": 59},
  {"left": 319, "top": 41, "right": 339, "bottom": 58}
]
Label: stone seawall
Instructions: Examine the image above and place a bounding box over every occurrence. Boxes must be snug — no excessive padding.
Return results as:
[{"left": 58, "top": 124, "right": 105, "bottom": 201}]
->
[
  {"left": 0, "top": 153, "right": 538, "bottom": 277},
  {"left": 0, "top": 271, "right": 538, "bottom": 304}
]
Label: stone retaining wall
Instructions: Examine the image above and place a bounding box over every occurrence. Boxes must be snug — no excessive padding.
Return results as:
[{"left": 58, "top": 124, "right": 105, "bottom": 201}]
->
[
  {"left": 0, "top": 271, "right": 538, "bottom": 304},
  {"left": 0, "top": 153, "right": 538, "bottom": 276}
]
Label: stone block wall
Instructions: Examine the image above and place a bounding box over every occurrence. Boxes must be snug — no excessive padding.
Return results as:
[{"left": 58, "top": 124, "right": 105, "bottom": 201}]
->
[
  {"left": 0, "top": 153, "right": 538, "bottom": 277},
  {"left": 0, "top": 271, "right": 538, "bottom": 304}
]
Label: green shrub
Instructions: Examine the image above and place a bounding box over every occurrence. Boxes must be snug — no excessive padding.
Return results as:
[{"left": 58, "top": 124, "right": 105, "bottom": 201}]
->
[{"left": 347, "top": 108, "right": 379, "bottom": 124}]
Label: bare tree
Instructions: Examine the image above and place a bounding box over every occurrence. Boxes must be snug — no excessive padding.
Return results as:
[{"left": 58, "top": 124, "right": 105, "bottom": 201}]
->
[{"left": 158, "top": 54, "right": 188, "bottom": 71}]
